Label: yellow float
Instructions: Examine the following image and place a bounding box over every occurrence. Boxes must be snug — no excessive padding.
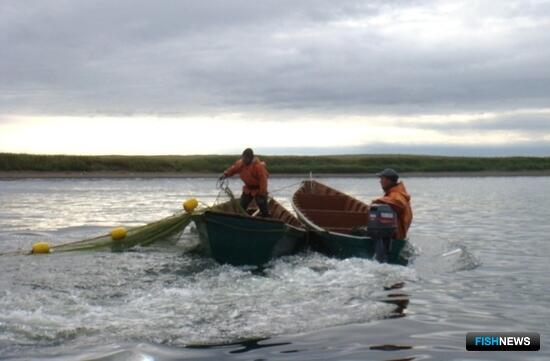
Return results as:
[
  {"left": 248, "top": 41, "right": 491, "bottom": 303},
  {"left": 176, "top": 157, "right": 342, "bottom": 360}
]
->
[
  {"left": 183, "top": 198, "right": 199, "bottom": 213},
  {"left": 32, "top": 242, "right": 51, "bottom": 254},
  {"left": 110, "top": 227, "right": 128, "bottom": 241}
]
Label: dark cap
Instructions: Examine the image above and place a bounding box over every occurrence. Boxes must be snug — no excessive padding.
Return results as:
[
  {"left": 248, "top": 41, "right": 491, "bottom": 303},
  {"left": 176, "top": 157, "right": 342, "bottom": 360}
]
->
[
  {"left": 376, "top": 168, "right": 399, "bottom": 179},
  {"left": 242, "top": 148, "right": 254, "bottom": 158}
]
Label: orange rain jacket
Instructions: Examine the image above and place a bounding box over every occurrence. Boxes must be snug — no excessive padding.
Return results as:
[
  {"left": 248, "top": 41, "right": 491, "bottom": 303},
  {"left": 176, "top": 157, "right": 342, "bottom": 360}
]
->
[
  {"left": 373, "top": 182, "right": 412, "bottom": 240},
  {"left": 224, "top": 157, "right": 269, "bottom": 196}
]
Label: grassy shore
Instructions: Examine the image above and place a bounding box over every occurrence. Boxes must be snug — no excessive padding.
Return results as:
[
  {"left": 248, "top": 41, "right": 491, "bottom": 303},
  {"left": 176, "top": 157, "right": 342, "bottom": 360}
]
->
[{"left": 1, "top": 153, "right": 550, "bottom": 175}]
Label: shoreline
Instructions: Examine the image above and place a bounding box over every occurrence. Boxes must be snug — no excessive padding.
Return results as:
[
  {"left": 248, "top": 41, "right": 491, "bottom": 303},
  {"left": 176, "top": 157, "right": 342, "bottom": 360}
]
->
[{"left": 1, "top": 170, "right": 550, "bottom": 179}]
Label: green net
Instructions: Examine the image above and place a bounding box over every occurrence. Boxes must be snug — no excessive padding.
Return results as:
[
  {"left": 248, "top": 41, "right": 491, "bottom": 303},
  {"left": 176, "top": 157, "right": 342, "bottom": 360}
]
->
[
  {"left": 0, "top": 209, "right": 199, "bottom": 256},
  {"left": 0, "top": 180, "right": 246, "bottom": 257},
  {"left": 214, "top": 177, "right": 247, "bottom": 215},
  {"left": 52, "top": 211, "right": 194, "bottom": 253}
]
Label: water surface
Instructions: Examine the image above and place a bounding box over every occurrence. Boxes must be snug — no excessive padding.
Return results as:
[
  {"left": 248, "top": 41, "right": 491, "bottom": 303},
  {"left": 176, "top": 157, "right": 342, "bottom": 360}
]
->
[{"left": 0, "top": 177, "right": 548, "bottom": 360}]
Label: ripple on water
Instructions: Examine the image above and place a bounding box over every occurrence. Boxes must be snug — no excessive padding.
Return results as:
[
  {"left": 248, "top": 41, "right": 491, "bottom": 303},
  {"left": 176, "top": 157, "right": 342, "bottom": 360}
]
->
[
  {"left": 0, "top": 251, "right": 417, "bottom": 354},
  {"left": 2, "top": 177, "right": 550, "bottom": 361}
]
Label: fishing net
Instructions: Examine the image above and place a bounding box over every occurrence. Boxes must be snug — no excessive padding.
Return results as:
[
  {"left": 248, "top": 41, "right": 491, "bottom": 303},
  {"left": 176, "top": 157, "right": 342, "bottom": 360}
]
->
[
  {"left": 0, "top": 211, "right": 195, "bottom": 257},
  {"left": 0, "top": 179, "right": 247, "bottom": 257},
  {"left": 52, "top": 211, "right": 194, "bottom": 253},
  {"left": 213, "top": 177, "right": 247, "bottom": 215}
]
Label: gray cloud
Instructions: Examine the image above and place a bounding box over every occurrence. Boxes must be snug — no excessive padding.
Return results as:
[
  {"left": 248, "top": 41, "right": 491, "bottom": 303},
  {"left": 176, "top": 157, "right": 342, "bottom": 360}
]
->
[
  {"left": 445, "top": 114, "right": 550, "bottom": 133},
  {"left": 390, "top": 111, "right": 550, "bottom": 136},
  {"left": 1, "top": 0, "right": 549, "bottom": 119},
  {"left": 258, "top": 142, "right": 550, "bottom": 156}
]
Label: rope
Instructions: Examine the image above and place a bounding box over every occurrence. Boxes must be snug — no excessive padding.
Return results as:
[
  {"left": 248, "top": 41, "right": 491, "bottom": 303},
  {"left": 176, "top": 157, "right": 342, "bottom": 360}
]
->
[
  {"left": 213, "top": 178, "right": 248, "bottom": 215},
  {"left": 268, "top": 181, "right": 304, "bottom": 195},
  {"left": 217, "top": 176, "right": 303, "bottom": 197}
]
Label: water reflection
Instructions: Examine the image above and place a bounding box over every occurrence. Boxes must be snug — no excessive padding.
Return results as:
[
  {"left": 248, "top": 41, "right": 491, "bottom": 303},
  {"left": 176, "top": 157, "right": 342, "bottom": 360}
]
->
[
  {"left": 370, "top": 344, "right": 413, "bottom": 351},
  {"left": 383, "top": 294, "right": 410, "bottom": 319},
  {"left": 186, "top": 337, "right": 293, "bottom": 354},
  {"left": 379, "top": 282, "right": 410, "bottom": 319}
]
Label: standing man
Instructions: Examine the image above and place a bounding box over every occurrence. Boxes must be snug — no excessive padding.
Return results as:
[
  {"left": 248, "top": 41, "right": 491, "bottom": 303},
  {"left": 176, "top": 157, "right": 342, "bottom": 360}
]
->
[
  {"left": 372, "top": 168, "right": 412, "bottom": 240},
  {"left": 219, "top": 148, "right": 270, "bottom": 217}
]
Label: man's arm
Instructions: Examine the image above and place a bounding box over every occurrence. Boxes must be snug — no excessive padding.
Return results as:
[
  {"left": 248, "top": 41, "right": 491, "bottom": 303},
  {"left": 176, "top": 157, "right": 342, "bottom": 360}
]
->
[
  {"left": 372, "top": 194, "right": 406, "bottom": 214},
  {"left": 257, "top": 163, "right": 269, "bottom": 195},
  {"left": 224, "top": 160, "right": 243, "bottom": 177}
]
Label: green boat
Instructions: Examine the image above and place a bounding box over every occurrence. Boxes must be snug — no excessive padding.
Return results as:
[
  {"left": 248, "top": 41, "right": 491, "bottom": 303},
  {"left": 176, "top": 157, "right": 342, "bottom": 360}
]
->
[
  {"left": 193, "top": 197, "right": 307, "bottom": 266},
  {"left": 292, "top": 180, "right": 410, "bottom": 265}
]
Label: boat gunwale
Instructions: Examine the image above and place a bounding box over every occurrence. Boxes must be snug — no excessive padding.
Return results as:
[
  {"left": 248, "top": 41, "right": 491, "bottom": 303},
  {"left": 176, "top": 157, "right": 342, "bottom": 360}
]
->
[
  {"left": 202, "top": 210, "right": 306, "bottom": 233},
  {"left": 203, "top": 197, "right": 307, "bottom": 232},
  {"left": 292, "top": 180, "right": 370, "bottom": 237},
  {"left": 292, "top": 202, "right": 369, "bottom": 240}
]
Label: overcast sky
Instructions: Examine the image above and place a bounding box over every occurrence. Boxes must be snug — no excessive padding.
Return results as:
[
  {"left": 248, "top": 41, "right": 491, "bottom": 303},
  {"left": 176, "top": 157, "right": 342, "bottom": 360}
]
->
[{"left": 1, "top": 0, "right": 549, "bottom": 155}]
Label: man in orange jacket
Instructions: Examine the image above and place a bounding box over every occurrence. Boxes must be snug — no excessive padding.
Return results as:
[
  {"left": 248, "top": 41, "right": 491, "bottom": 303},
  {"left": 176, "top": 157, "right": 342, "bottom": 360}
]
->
[
  {"left": 219, "top": 148, "right": 270, "bottom": 217},
  {"left": 372, "top": 168, "right": 412, "bottom": 240}
]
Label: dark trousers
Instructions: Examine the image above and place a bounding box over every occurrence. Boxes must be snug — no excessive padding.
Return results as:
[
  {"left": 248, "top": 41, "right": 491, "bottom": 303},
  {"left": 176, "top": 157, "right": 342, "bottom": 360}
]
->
[{"left": 240, "top": 193, "right": 270, "bottom": 217}]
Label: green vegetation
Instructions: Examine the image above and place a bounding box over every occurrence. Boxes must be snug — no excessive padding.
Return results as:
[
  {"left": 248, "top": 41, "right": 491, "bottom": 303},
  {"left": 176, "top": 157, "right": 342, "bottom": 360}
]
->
[{"left": 1, "top": 153, "right": 550, "bottom": 174}]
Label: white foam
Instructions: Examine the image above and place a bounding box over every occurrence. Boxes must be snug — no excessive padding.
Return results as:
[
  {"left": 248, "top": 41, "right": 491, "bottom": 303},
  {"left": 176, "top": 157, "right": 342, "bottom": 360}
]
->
[{"left": 0, "top": 252, "right": 416, "bottom": 348}]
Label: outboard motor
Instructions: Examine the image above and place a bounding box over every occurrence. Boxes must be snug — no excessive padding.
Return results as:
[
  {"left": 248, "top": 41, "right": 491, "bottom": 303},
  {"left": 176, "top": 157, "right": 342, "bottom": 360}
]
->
[{"left": 366, "top": 204, "right": 397, "bottom": 263}]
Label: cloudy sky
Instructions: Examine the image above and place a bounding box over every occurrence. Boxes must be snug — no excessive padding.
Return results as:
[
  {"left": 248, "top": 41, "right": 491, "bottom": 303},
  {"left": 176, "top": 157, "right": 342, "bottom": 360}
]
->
[{"left": 1, "top": 0, "right": 549, "bottom": 155}]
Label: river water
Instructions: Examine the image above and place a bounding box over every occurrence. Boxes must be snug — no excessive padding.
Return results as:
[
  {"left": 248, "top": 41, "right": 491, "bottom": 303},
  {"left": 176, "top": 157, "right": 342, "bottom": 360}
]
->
[{"left": 0, "top": 177, "right": 548, "bottom": 360}]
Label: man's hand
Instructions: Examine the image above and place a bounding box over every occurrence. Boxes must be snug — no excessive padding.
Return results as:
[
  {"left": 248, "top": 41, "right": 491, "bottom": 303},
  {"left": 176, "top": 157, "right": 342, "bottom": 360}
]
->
[{"left": 218, "top": 174, "right": 227, "bottom": 181}]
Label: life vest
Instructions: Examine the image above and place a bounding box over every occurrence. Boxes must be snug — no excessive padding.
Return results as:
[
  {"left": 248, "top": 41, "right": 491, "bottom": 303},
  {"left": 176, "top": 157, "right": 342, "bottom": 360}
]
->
[
  {"left": 224, "top": 157, "right": 269, "bottom": 196},
  {"left": 373, "top": 182, "right": 412, "bottom": 240}
]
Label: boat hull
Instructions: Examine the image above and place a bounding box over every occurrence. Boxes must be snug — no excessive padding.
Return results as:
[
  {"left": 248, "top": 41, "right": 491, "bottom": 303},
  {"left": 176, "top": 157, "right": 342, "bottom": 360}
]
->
[
  {"left": 307, "top": 227, "right": 410, "bottom": 266},
  {"left": 193, "top": 211, "right": 307, "bottom": 266},
  {"left": 292, "top": 180, "right": 411, "bottom": 265}
]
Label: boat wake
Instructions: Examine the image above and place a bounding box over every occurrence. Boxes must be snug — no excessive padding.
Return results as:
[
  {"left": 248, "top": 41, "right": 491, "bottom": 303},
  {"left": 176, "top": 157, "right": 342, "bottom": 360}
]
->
[
  {"left": 0, "top": 220, "right": 476, "bottom": 358},
  {"left": 0, "top": 251, "right": 416, "bottom": 356}
]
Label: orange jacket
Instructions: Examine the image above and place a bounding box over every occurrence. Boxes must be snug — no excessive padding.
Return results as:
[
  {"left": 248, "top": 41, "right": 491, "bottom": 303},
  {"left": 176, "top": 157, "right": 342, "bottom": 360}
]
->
[
  {"left": 373, "top": 182, "right": 412, "bottom": 240},
  {"left": 224, "top": 157, "right": 269, "bottom": 196}
]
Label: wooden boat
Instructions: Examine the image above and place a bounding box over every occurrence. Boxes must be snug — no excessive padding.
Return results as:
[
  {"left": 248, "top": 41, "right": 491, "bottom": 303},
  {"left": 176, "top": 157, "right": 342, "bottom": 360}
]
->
[
  {"left": 292, "top": 180, "right": 409, "bottom": 265},
  {"left": 193, "top": 197, "right": 307, "bottom": 266}
]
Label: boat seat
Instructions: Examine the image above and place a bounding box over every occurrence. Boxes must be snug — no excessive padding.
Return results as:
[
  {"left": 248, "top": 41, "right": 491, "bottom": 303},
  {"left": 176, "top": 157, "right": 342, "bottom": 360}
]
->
[
  {"left": 325, "top": 226, "right": 354, "bottom": 234},
  {"left": 269, "top": 200, "right": 303, "bottom": 228},
  {"left": 303, "top": 209, "right": 369, "bottom": 228},
  {"left": 295, "top": 194, "right": 351, "bottom": 210},
  {"left": 295, "top": 194, "right": 369, "bottom": 212}
]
